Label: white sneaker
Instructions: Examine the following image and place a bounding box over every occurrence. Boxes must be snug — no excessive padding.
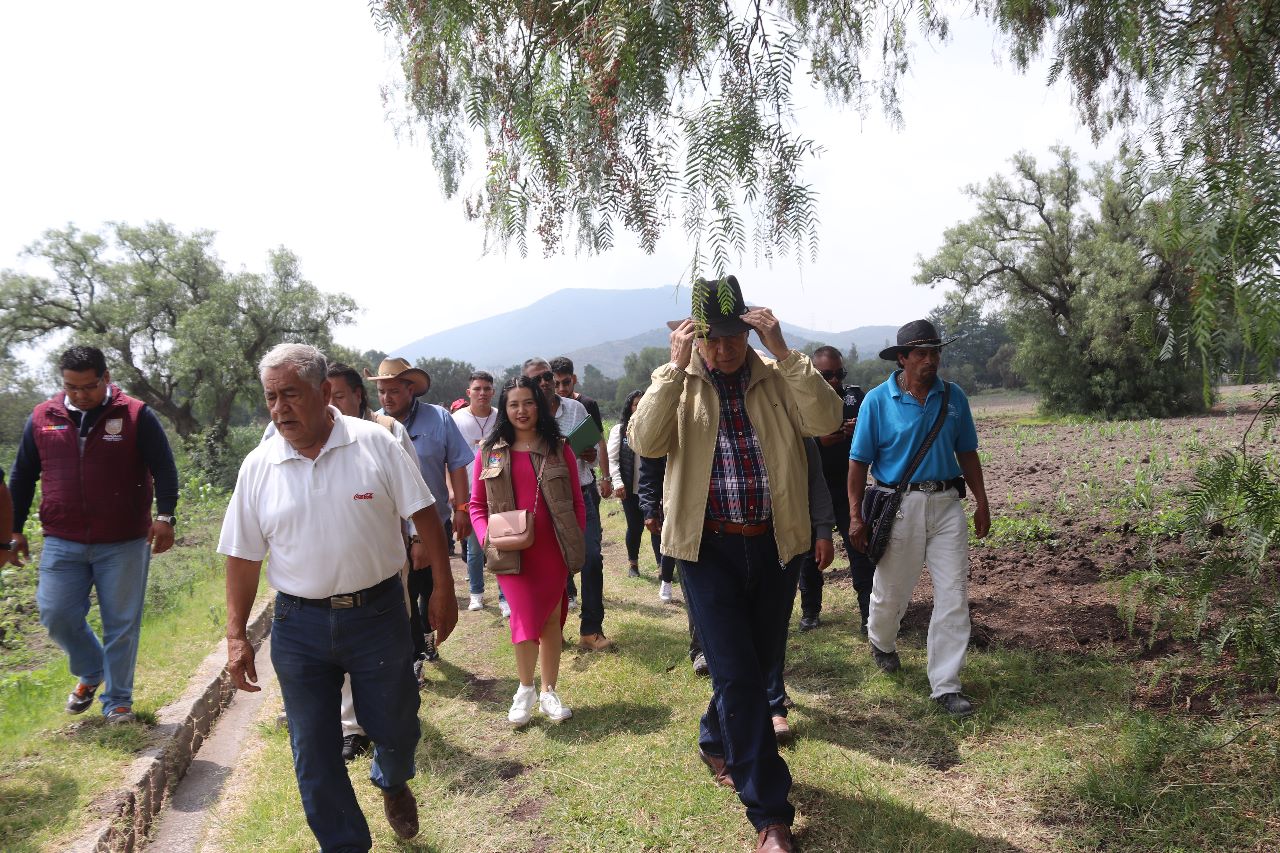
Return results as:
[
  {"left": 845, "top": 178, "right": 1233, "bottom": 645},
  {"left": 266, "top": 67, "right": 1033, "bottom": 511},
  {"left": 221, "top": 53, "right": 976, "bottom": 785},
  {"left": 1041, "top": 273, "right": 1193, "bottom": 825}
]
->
[
  {"left": 499, "top": 598, "right": 512, "bottom": 618},
  {"left": 468, "top": 594, "right": 484, "bottom": 611},
  {"left": 539, "top": 687, "right": 572, "bottom": 722},
  {"left": 659, "top": 581, "right": 673, "bottom": 602},
  {"left": 508, "top": 684, "right": 536, "bottom": 727}
]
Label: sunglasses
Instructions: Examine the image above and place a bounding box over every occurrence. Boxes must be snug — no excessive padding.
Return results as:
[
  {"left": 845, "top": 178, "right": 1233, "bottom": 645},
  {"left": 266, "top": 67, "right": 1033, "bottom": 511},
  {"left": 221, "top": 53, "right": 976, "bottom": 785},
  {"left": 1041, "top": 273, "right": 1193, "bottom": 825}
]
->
[
  {"left": 530, "top": 371, "right": 554, "bottom": 384},
  {"left": 819, "top": 368, "right": 847, "bottom": 381}
]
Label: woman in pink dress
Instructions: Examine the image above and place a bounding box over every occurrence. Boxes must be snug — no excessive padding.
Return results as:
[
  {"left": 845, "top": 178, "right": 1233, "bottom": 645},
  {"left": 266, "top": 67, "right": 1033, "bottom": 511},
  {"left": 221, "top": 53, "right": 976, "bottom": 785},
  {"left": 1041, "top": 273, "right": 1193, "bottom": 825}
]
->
[{"left": 470, "top": 377, "right": 586, "bottom": 726}]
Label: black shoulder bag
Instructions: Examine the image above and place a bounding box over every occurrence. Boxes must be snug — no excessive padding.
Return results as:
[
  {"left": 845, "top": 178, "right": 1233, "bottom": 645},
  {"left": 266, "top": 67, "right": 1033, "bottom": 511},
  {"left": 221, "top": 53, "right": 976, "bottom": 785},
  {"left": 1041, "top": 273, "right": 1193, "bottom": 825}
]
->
[{"left": 859, "top": 380, "right": 951, "bottom": 562}]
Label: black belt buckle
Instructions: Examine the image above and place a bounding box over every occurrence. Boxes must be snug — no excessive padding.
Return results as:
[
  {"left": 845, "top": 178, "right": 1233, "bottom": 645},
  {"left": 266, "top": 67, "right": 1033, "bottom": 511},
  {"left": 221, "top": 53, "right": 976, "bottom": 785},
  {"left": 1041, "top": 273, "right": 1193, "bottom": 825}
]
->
[{"left": 330, "top": 593, "right": 359, "bottom": 609}]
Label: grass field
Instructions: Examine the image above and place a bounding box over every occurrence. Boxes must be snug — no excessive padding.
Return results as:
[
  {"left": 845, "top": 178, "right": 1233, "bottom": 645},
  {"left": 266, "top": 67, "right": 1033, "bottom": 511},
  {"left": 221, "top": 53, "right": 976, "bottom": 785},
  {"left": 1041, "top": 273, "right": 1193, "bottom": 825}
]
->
[{"left": 207, "top": 493, "right": 1280, "bottom": 852}]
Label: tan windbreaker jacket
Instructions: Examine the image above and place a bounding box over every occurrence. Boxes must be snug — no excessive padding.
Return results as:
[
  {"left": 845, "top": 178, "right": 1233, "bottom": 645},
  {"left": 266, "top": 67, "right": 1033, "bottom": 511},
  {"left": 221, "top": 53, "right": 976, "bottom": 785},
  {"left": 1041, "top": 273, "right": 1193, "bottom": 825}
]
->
[{"left": 627, "top": 348, "right": 842, "bottom": 563}]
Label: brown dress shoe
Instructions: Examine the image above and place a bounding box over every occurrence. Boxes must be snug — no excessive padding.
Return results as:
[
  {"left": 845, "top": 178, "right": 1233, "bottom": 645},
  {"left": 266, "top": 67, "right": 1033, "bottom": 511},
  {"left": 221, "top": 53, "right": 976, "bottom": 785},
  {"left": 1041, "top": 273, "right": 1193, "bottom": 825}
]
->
[
  {"left": 757, "top": 823, "right": 794, "bottom": 852},
  {"left": 578, "top": 632, "right": 616, "bottom": 652},
  {"left": 383, "top": 785, "right": 419, "bottom": 839},
  {"left": 698, "top": 748, "right": 736, "bottom": 791},
  {"left": 772, "top": 715, "right": 793, "bottom": 746}
]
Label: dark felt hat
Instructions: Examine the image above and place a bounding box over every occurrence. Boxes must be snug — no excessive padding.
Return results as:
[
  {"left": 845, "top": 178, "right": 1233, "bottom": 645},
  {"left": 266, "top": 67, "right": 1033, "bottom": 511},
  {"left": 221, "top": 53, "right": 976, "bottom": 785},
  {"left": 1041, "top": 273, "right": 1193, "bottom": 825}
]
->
[
  {"left": 878, "top": 319, "right": 963, "bottom": 361},
  {"left": 666, "top": 275, "right": 757, "bottom": 337}
]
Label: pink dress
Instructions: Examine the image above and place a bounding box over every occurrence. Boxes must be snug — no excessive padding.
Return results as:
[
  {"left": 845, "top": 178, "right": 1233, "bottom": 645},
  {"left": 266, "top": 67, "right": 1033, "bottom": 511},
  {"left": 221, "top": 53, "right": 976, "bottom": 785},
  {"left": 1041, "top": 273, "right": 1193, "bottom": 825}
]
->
[{"left": 470, "top": 445, "right": 587, "bottom": 643}]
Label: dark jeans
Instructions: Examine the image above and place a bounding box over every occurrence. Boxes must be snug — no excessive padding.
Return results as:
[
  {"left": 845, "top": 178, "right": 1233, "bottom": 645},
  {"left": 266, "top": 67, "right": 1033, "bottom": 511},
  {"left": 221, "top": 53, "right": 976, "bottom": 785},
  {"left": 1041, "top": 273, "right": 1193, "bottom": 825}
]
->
[
  {"left": 578, "top": 484, "right": 605, "bottom": 635},
  {"left": 407, "top": 565, "right": 433, "bottom": 656},
  {"left": 767, "top": 553, "right": 808, "bottom": 717},
  {"left": 620, "top": 493, "right": 663, "bottom": 568},
  {"left": 680, "top": 530, "right": 798, "bottom": 831},
  {"left": 799, "top": 510, "right": 876, "bottom": 617},
  {"left": 271, "top": 575, "right": 421, "bottom": 853}
]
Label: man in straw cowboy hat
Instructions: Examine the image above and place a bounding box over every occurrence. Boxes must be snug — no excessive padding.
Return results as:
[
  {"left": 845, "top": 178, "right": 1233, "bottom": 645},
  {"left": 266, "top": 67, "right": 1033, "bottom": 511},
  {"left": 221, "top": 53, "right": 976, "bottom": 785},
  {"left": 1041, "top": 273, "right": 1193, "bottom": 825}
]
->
[
  {"left": 847, "top": 319, "right": 992, "bottom": 718},
  {"left": 366, "top": 356, "right": 474, "bottom": 675},
  {"left": 629, "top": 275, "right": 841, "bottom": 853}
]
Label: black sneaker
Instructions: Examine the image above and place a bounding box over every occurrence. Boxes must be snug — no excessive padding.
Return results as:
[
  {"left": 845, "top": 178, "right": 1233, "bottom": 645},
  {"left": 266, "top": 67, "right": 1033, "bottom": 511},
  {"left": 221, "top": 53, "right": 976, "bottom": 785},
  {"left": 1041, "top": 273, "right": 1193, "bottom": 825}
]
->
[
  {"left": 692, "top": 652, "right": 710, "bottom": 677},
  {"left": 627, "top": 565, "right": 640, "bottom": 578},
  {"left": 423, "top": 632, "right": 440, "bottom": 662},
  {"left": 935, "top": 692, "right": 975, "bottom": 718},
  {"left": 870, "top": 644, "right": 901, "bottom": 673},
  {"left": 798, "top": 614, "right": 820, "bottom": 632},
  {"left": 65, "top": 682, "right": 100, "bottom": 715},
  {"left": 342, "top": 733, "right": 372, "bottom": 762}
]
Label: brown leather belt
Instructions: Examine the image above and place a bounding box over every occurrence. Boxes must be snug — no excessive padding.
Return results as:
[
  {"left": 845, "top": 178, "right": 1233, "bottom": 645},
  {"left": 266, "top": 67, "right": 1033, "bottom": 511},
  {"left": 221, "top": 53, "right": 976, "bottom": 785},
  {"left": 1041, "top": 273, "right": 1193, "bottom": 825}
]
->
[{"left": 704, "top": 519, "right": 772, "bottom": 537}]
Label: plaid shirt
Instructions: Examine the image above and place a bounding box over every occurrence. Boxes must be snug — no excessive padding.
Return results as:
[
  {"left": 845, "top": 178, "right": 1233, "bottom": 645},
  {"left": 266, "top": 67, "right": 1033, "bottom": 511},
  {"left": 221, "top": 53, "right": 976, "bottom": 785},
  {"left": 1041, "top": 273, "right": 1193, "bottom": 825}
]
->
[{"left": 705, "top": 363, "right": 771, "bottom": 524}]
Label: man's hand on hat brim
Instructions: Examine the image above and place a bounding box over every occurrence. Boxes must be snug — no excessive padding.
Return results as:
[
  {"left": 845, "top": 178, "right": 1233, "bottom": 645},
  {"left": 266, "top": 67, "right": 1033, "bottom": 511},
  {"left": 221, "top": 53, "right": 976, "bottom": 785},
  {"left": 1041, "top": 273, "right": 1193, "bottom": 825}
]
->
[{"left": 741, "top": 308, "right": 789, "bottom": 361}]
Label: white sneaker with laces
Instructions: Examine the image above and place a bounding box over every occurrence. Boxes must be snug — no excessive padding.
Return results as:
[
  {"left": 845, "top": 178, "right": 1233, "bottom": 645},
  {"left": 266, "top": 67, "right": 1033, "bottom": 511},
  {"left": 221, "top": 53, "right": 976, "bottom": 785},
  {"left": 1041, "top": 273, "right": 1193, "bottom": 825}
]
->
[
  {"left": 499, "top": 598, "right": 512, "bottom": 618},
  {"left": 508, "top": 684, "right": 536, "bottom": 727},
  {"left": 468, "top": 594, "right": 484, "bottom": 611},
  {"left": 539, "top": 687, "right": 572, "bottom": 722},
  {"left": 659, "top": 581, "right": 673, "bottom": 602}
]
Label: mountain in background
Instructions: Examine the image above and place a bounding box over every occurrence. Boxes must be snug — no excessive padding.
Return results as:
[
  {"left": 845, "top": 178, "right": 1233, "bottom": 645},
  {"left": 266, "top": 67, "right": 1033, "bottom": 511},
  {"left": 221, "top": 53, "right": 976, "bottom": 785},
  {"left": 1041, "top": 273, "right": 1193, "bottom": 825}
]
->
[{"left": 394, "top": 286, "right": 898, "bottom": 376}]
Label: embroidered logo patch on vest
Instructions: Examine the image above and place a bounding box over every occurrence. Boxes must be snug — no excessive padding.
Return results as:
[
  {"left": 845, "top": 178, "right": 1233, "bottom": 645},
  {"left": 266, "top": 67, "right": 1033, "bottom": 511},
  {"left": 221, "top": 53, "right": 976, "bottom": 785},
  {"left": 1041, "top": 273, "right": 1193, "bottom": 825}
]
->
[
  {"left": 43, "top": 424, "right": 69, "bottom": 431},
  {"left": 105, "top": 418, "right": 124, "bottom": 435}
]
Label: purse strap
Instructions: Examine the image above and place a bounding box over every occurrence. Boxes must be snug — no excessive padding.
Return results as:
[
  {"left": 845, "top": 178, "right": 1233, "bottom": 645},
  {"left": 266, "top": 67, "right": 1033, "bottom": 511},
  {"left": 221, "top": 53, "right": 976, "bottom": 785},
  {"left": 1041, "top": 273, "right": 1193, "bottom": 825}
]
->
[
  {"left": 528, "top": 448, "right": 550, "bottom": 515},
  {"left": 895, "top": 378, "right": 951, "bottom": 493}
]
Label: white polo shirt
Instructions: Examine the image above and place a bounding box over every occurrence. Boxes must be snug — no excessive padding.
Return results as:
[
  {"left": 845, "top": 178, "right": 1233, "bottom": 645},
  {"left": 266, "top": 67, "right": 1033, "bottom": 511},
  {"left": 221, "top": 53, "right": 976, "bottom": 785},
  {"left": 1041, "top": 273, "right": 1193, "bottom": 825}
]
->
[{"left": 218, "top": 408, "right": 435, "bottom": 598}]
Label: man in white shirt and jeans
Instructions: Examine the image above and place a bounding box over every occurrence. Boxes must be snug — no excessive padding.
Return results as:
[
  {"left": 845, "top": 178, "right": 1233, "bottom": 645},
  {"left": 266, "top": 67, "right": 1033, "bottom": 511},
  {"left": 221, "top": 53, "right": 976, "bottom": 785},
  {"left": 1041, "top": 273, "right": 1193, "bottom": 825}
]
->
[
  {"left": 220, "top": 343, "right": 456, "bottom": 852},
  {"left": 451, "top": 370, "right": 501, "bottom": 612}
]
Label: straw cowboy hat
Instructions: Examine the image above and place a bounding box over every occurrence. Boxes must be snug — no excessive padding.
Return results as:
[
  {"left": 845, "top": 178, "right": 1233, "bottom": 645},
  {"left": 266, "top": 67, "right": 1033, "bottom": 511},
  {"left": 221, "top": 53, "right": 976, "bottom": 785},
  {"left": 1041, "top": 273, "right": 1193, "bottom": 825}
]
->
[
  {"left": 363, "top": 357, "right": 430, "bottom": 397},
  {"left": 878, "top": 319, "right": 964, "bottom": 361}
]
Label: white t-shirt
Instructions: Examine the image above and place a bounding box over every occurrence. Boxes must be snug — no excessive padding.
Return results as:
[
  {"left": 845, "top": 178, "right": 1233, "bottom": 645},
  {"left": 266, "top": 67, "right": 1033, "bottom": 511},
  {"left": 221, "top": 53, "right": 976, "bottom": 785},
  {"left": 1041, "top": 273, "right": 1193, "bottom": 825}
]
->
[
  {"left": 451, "top": 405, "right": 498, "bottom": 479},
  {"left": 552, "top": 395, "right": 593, "bottom": 487},
  {"left": 218, "top": 408, "right": 435, "bottom": 598},
  {"left": 607, "top": 423, "right": 640, "bottom": 492}
]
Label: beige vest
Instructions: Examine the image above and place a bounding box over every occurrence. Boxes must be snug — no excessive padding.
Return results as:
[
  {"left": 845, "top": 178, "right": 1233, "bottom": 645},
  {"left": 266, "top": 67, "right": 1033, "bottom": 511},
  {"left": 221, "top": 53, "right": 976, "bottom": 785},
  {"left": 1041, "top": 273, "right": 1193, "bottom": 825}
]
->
[{"left": 479, "top": 438, "right": 585, "bottom": 574}]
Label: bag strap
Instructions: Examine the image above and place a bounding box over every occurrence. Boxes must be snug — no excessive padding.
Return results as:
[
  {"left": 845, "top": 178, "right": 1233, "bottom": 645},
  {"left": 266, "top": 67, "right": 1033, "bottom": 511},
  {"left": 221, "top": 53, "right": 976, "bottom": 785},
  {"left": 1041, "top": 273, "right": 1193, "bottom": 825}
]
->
[
  {"left": 895, "top": 379, "right": 951, "bottom": 492},
  {"left": 529, "top": 448, "right": 550, "bottom": 515}
]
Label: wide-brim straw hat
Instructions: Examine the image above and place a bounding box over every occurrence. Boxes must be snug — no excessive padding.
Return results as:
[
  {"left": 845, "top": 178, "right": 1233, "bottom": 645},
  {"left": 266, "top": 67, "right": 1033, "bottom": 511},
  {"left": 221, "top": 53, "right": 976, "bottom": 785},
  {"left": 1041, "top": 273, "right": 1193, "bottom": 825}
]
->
[{"left": 363, "top": 357, "right": 430, "bottom": 397}]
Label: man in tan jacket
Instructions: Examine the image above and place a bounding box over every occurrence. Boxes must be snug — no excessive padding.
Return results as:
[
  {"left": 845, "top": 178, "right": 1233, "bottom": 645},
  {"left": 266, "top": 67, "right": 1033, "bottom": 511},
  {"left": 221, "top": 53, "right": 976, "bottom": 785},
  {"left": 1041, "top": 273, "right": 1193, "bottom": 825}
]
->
[{"left": 629, "top": 276, "right": 841, "bottom": 853}]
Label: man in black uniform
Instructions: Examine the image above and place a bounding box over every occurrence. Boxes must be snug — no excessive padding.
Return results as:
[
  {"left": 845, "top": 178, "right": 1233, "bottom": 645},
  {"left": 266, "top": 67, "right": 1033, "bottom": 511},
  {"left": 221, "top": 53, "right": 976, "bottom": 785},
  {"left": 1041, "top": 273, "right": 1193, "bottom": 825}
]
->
[{"left": 801, "top": 346, "right": 876, "bottom": 634}]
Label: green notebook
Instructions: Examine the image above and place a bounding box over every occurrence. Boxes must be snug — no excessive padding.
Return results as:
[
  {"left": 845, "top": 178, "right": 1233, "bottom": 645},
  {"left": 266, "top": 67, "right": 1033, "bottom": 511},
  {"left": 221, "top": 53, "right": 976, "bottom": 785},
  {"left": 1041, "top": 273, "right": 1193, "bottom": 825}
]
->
[{"left": 565, "top": 416, "right": 603, "bottom": 455}]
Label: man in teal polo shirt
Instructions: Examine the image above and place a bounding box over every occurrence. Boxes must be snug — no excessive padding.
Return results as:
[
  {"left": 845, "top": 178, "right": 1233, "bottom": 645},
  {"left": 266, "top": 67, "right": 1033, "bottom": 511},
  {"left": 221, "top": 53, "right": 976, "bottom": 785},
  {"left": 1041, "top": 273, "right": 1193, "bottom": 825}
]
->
[{"left": 847, "top": 320, "right": 991, "bottom": 717}]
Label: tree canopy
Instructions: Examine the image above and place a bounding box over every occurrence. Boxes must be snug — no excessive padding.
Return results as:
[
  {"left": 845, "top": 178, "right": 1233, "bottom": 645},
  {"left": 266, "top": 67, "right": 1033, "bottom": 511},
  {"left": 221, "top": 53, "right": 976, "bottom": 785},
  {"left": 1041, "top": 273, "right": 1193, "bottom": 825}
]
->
[
  {"left": 375, "top": 0, "right": 1280, "bottom": 371},
  {"left": 917, "top": 148, "right": 1204, "bottom": 417},
  {"left": 0, "top": 222, "right": 357, "bottom": 444}
]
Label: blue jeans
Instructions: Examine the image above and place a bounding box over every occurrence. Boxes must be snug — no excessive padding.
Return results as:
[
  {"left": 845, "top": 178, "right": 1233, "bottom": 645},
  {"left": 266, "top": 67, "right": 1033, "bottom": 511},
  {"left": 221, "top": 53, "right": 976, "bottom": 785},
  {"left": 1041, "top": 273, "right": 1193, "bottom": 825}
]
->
[
  {"left": 767, "top": 553, "right": 807, "bottom": 717},
  {"left": 578, "top": 484, "right": 605, "bottom": 635},
  {"left": 680, "top": 530, "right": 798, "bottom": 831},
  {"left": 271, "top": 575, "right": 420, "bottom": 853},
  {"left": 466, "top": 531, "right": 484, "bottom": 594},
  {"left": 36, "top": 536, "right": 150, "bottom": 714}
]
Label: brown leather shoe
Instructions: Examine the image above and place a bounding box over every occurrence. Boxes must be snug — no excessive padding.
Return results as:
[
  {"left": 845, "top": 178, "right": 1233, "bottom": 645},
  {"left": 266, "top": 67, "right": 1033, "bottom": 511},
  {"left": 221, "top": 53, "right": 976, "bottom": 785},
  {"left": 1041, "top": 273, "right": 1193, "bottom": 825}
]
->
[
  {"left": 383, "top": 785, "right": 419, "bottom": 839},
  {"left": 698, "top": 748, "right": 736, "bottom": 791},
  {"left": 578, "top": 632, "right": 616, "bottom": 652},
  {"left": 772, "top": 715, "right": 793, "bottom": 746},
  {"left": 757, "top": 823, "right": 794, "bottom": 852}
]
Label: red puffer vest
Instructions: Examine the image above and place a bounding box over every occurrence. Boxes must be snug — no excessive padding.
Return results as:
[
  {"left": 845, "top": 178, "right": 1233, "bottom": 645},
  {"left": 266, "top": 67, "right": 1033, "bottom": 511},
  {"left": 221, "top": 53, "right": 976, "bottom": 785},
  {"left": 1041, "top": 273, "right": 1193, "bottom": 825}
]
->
[{"left": 31, "top": 386, "right": 154, "bottom": 544}]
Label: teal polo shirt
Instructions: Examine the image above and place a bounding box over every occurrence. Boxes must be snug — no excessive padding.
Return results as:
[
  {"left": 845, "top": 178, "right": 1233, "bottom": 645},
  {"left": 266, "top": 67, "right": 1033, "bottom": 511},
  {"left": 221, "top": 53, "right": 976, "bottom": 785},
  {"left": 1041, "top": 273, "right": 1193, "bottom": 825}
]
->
[{"left": 849, "top": 372, "right": 978, "bottom": 485}]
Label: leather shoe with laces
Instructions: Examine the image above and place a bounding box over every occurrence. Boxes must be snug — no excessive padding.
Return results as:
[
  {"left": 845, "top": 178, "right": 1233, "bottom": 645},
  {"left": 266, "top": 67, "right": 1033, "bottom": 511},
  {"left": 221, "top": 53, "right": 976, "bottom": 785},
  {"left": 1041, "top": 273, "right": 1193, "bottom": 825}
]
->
[
  {"left": 797, "top": 614, "right": 819, "bottom": 632},
  {"left": 578, "top": 632, "right": 616, "bottom": 652},
  {"left": 757, "top": 823, "right": 794, "bottom": 852},
  {"left": 341, "top": 733, "right": 371, "bottom": 762},
  {"left": 383, "top": 785, "right": 419, "bottom": 839},
  {"left": 935, "top": 691, "right": 976, "bottom": 718},
  {"left": 772, "top": 715, "right": 793, "bottom": 746},
  {"left": 870, "top": 643, "right": 900, "bottom": 673},
  {"left": 698, "top": 748, "right": 735, "bottom": 791}
]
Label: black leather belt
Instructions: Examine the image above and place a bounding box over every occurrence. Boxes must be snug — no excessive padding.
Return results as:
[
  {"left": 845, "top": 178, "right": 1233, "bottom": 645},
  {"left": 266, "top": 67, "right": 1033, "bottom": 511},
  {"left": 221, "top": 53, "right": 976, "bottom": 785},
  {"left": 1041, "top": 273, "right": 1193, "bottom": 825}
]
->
[
  {"left": 876, "top": 477, "right": 963, "bottom": 494},
  {"left": 280, "top": 574, "right": 399, "bottom": 609}
]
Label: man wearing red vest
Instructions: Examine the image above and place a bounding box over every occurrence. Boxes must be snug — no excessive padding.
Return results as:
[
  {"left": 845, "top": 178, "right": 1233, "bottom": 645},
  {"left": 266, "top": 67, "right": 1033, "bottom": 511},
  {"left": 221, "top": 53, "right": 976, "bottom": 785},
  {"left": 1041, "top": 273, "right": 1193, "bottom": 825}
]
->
[{"left": 8, "top": 345, "right": 179, "bottom": 724}]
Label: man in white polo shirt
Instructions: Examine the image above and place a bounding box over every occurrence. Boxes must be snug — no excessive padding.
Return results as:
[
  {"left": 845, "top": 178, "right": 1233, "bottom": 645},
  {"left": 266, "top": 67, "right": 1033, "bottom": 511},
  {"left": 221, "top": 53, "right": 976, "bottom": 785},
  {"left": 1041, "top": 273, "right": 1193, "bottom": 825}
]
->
[{"left": 220, "top": 343, "right": 457, "bottom": 852}]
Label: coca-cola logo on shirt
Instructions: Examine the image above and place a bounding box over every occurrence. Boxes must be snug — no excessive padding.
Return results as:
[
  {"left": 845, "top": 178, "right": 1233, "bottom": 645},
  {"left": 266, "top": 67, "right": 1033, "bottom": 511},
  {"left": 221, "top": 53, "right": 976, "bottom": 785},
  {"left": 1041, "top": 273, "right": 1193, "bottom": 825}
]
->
[{"left": 353, "top": 492, "right": 374, "bottom": 501}]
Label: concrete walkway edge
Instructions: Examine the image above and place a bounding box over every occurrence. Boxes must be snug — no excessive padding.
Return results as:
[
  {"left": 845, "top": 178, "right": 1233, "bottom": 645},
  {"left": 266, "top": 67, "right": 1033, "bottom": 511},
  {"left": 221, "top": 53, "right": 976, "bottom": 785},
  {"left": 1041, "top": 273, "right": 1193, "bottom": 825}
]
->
[{"left": 67, "top": 595, "right": 274, "bottom": 853}]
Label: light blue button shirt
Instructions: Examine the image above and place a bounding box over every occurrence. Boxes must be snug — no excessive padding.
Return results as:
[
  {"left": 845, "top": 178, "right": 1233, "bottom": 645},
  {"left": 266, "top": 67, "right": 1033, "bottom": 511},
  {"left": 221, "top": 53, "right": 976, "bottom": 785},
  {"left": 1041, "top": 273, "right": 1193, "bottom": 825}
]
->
[
  {"left": 849, "top": 372, "right": 978, "bottom": 485},
  {"left": 383, "top": 400, "right": 474, "bottom": 522}
]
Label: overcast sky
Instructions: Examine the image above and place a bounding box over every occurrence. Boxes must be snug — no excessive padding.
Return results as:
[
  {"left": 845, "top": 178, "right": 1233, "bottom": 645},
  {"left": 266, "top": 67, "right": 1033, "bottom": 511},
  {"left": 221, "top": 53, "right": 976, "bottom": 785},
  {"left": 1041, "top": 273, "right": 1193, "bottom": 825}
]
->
[{"left": 0, "top": 2, "right": 1113, "bottom": 357}]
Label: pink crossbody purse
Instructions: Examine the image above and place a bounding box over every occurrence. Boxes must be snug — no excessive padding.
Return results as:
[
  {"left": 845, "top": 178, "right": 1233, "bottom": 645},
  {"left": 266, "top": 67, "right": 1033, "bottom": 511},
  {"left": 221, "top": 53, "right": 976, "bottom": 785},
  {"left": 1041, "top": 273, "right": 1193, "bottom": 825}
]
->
[{"left": 487, "top": 452, "right": 548, "bottom": 552}]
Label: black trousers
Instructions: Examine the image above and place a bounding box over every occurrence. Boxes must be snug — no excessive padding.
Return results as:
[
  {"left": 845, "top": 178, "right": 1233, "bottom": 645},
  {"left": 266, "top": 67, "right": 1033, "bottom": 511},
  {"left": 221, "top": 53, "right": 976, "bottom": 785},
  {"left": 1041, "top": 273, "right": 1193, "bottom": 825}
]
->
[
  {"left": 407, "top": 566, "right": 433, "bottom": 657},
  {"left": 798, "top": 501, "right": 876, "bottom": 617}
]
